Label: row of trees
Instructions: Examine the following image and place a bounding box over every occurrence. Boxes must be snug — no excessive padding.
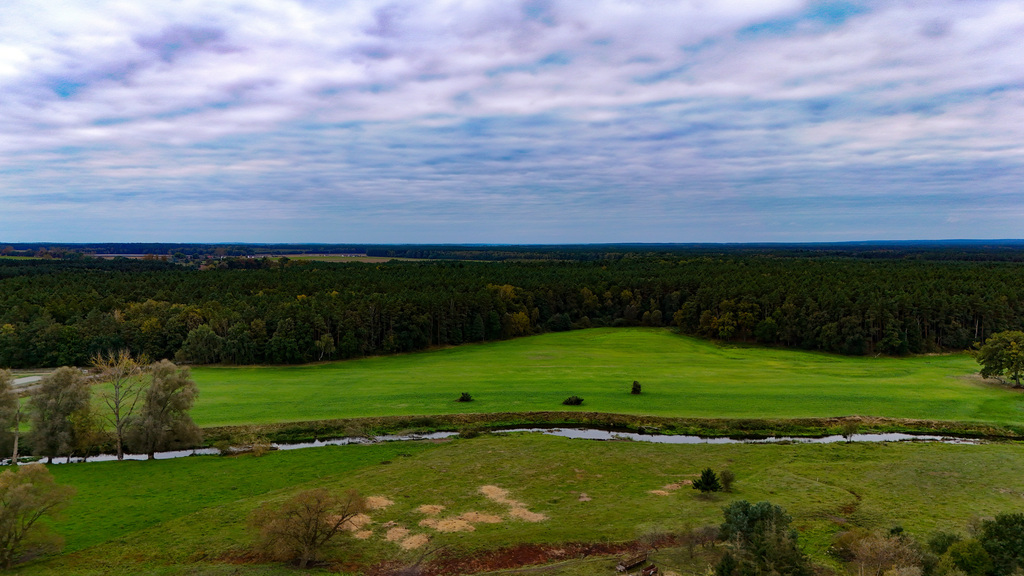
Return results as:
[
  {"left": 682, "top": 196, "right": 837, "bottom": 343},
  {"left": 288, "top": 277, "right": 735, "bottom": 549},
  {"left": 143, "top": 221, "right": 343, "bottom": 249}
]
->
[
  {"left": 2, "top": 256, "right": 1024, "bottom": 368},
  {"left": 0, "top": 357, "right": 201, "bottom": 463}
]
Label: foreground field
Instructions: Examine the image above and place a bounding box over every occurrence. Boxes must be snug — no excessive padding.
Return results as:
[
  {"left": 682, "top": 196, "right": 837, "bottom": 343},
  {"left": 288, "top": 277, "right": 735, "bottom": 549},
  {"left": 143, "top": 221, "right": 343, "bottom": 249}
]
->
[
  {"left": 189, "top": 328, "right": 1021, "bottom": 428},
  {"left": 18, "top": 433, "right": 1024, "bottom": 575}
]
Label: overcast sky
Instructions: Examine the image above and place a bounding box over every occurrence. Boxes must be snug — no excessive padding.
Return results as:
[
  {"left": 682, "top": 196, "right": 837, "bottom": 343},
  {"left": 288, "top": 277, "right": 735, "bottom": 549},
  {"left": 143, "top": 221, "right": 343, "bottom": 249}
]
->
[{"left": 2, "top": 0, "right": 1023, "bottom": 243}]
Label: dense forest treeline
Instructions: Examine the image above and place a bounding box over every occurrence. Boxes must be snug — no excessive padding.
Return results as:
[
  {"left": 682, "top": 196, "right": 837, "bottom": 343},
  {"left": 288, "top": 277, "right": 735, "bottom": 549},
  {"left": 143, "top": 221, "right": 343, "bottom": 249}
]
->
[
  {"left": 2, "top": 255, "right": 1024, "bottom": 367},
  {"left": 8, "top": 240, "right": 1024, "bottom": 261}
]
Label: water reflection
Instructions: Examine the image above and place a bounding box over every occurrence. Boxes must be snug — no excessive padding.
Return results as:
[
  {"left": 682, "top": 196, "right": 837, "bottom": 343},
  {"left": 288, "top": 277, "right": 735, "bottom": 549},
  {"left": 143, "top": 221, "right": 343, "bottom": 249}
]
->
[{"left": 12, "top": 427, "right": 982, "bottom": 466}]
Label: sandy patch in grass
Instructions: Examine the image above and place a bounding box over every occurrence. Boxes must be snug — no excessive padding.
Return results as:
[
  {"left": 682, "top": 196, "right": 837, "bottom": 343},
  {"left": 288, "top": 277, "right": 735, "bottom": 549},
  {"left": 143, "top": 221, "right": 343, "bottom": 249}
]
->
[
  {"left": 385, "top": 526, "right": 410, "bottom": 541},
  {"left": 578, "top": 493, "right": 592, "bottom": 502},
  {"left": 365, "top": 496, "right": 394, "bottom": 510},
  {"left": 402, "top": 534, "right": 430, "bottom": 550},
  {"left": 649, "top": 490, "right": 670, "bottom": 496},
  {"left": 458, "top": 511, "right": 503, "bottom": 524},
  {"left": 480, "top": 485, "right": 525, "bottom": 507},
  {"left": 508, "top": 507, "right": 547, "bottom": 522},
  {"left": 354, "top": 530, "right": 373, "bottom": 540},
  {"left": 340, "top": 513, "right": 373, "bottom": 531},
  {"left": 417, "top": 504, "right": 446, "bottom": 515},
  {"left": 419, "top": 517, "right": 476, "bottom": 532}
]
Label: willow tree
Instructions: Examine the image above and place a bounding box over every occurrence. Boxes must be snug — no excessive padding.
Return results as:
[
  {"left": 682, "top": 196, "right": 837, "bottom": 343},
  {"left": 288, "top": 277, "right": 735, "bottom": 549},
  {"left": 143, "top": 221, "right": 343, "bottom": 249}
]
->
[
  {"left": 27, "top": 367, "right": 91, "bottom": 464},
  {"left": 0, "top": 370, "right": 18, "bottom": 463},
  {"left": 127, "top": 360, "right": 201, "bottom": 460}
]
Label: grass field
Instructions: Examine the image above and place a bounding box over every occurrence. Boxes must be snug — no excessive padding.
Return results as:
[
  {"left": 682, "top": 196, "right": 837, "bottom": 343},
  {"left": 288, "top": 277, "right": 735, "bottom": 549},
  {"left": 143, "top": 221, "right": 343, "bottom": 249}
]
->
[
  {"left": 188, "top": 328, "right": 1023, "bottom": 428},
  {"left": 16, "top": 329, "right": 1024, "bottom": 575},
  {"left": 18, "top": 433, "right": 1024, "bottom": 575}
]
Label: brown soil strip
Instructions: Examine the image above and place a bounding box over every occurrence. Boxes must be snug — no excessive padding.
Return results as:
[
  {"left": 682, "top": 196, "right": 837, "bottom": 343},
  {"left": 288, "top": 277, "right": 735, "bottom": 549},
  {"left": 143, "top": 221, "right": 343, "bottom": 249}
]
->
[
  {"left": 441, "top": 518, "right": 476, "bottom": 532},
  {"left": 354, "top": 530, "right": 374, "bottom": 540},
  {"left": 341, "top": 513, "right": 373, "bottom": 531},
  {"left": 402, "top": 534, "right": 430, "bottom": 550},
  {"left": 458, "top": 511, "right": 503, "bottom": 524},
  {"left": 386, "top": 526, "right": 410, "bottom": 541},
  {"left": 417, "top": 504, "right": 446, "bottom": 515},
  {"left": 366, "top": 496, "right": 394, "bottom": 510},
  {"left": 649, "top": 490, "right": 670, "bottom": 496},
  {"left": 508, "top": 507, "right": 547, "bottom": 522},
  {"left": 480, "top": 485, "right": 525, "bottom": 507}
]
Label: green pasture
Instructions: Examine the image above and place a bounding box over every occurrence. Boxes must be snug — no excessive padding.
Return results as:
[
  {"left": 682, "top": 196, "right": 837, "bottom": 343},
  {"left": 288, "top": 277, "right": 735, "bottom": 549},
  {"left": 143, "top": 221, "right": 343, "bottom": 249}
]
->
[
  {"left": 18, "top": 433, "right": 1024, "bottom": 575},
  {"left": 188, "top": 328, "right": 1023, "bottom": 428}
]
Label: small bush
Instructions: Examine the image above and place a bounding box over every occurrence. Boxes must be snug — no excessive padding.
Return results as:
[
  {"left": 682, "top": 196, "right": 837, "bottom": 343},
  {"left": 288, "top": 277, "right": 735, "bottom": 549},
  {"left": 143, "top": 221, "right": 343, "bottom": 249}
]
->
[
  {"left": 631, "top": 381, "right": 642, "bottom": 394},
  {"left": 458, "top": 427, "right": 480, "bottom": 439},
  {"left": 562, "top": 395, "right": 584, "bottom": 406},
  {"left": 720, "top": 469, "right": 735, "bottom": 492},
  {"left": 929, "top": 532, "right": 962, "bottom": 555},
  {"left": 457, "top": 392, "right": 473, "bottom": 402},
  {"left": 692, "top": 468, "right": 722, "bottom": 493},
  {"left": 842, "top": 420, "right": 860, "bottom": 442}
]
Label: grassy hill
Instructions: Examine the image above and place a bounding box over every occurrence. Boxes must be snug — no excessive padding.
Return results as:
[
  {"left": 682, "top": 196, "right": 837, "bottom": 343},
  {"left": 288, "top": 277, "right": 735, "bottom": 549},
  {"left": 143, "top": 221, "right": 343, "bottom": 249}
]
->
[{"left": 187, "top": 328, "right": 1022, "bottom": 427}]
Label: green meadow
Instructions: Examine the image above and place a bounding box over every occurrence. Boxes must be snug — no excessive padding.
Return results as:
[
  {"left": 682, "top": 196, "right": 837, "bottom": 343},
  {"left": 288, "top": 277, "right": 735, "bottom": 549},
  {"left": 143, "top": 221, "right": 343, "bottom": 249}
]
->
[
  {"left": 189, "top": 328, "right": 1022, "bottom": 428},
  {"left": 18, "top": 433, "right": 1024, "bottom": 575},
  {"left": 15, "top": 328, "right": 1024, "bottom": 575}
]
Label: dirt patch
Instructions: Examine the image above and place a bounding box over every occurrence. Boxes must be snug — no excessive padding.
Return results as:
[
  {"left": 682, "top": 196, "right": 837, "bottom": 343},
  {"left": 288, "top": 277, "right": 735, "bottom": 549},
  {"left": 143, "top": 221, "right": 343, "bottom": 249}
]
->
[
  {"left": 354, "top": 530, "right": 374, "bottom": 540},
  {"left": 958, "top": 373, "right": 1011, "bottom": 389},
  {"left": 508, "top": 507, "right": 547, "bottom": 522},
  {"left": 340, "top": 513, "right": 373, "bottom": 531},
  {"left": 479, "top": 485, "right": 525, "bottom": 507},
  {"left": 402, "top": 534, "right": 430, "bottom": 550},
  {"left": 420, "top": 517, "right": 476, "bottom": 532},
  {"left": 417, "top": 504, "right": 446, "bottom": 515},
  {"left": 386, "top": 526, "right": 410, "bottom": 541},
  {"left": 365, "top": 496, "right": 394, "bottom": 510},
  {"left": 649, "top": 490, "right": 670, "bottom": 496},
  {"left": 578, "top": 493, "right": 592, "bottom": 502},
  {"left": 458, "top": 511, "right": 503, "bottom": 524}
]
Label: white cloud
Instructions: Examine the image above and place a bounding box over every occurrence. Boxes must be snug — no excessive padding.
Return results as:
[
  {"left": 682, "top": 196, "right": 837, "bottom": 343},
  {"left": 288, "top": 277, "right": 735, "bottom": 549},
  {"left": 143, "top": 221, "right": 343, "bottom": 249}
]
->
[{"left": 1, "top": 0, "right": 1023, "bottom": 241}]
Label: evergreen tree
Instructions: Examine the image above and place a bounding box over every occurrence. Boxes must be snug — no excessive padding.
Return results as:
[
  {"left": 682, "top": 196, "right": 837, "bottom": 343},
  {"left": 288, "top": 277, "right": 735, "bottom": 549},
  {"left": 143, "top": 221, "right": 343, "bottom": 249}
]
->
[{"left": 692, "top": 468, "right": 722, "bottom": 493}]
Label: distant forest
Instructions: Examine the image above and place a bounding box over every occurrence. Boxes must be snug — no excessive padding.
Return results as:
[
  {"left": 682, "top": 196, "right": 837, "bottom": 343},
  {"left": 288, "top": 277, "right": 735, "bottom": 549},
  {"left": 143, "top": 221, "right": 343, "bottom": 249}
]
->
[
  {"left": 2, "top": 242, "right": 1024, "bottom": 366},
  {"left": 2, "top": 245, "right": 1024, "bottom": 367},
  {"left": 8, "top": 239, "right": 1024, "bottom": 261}
]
